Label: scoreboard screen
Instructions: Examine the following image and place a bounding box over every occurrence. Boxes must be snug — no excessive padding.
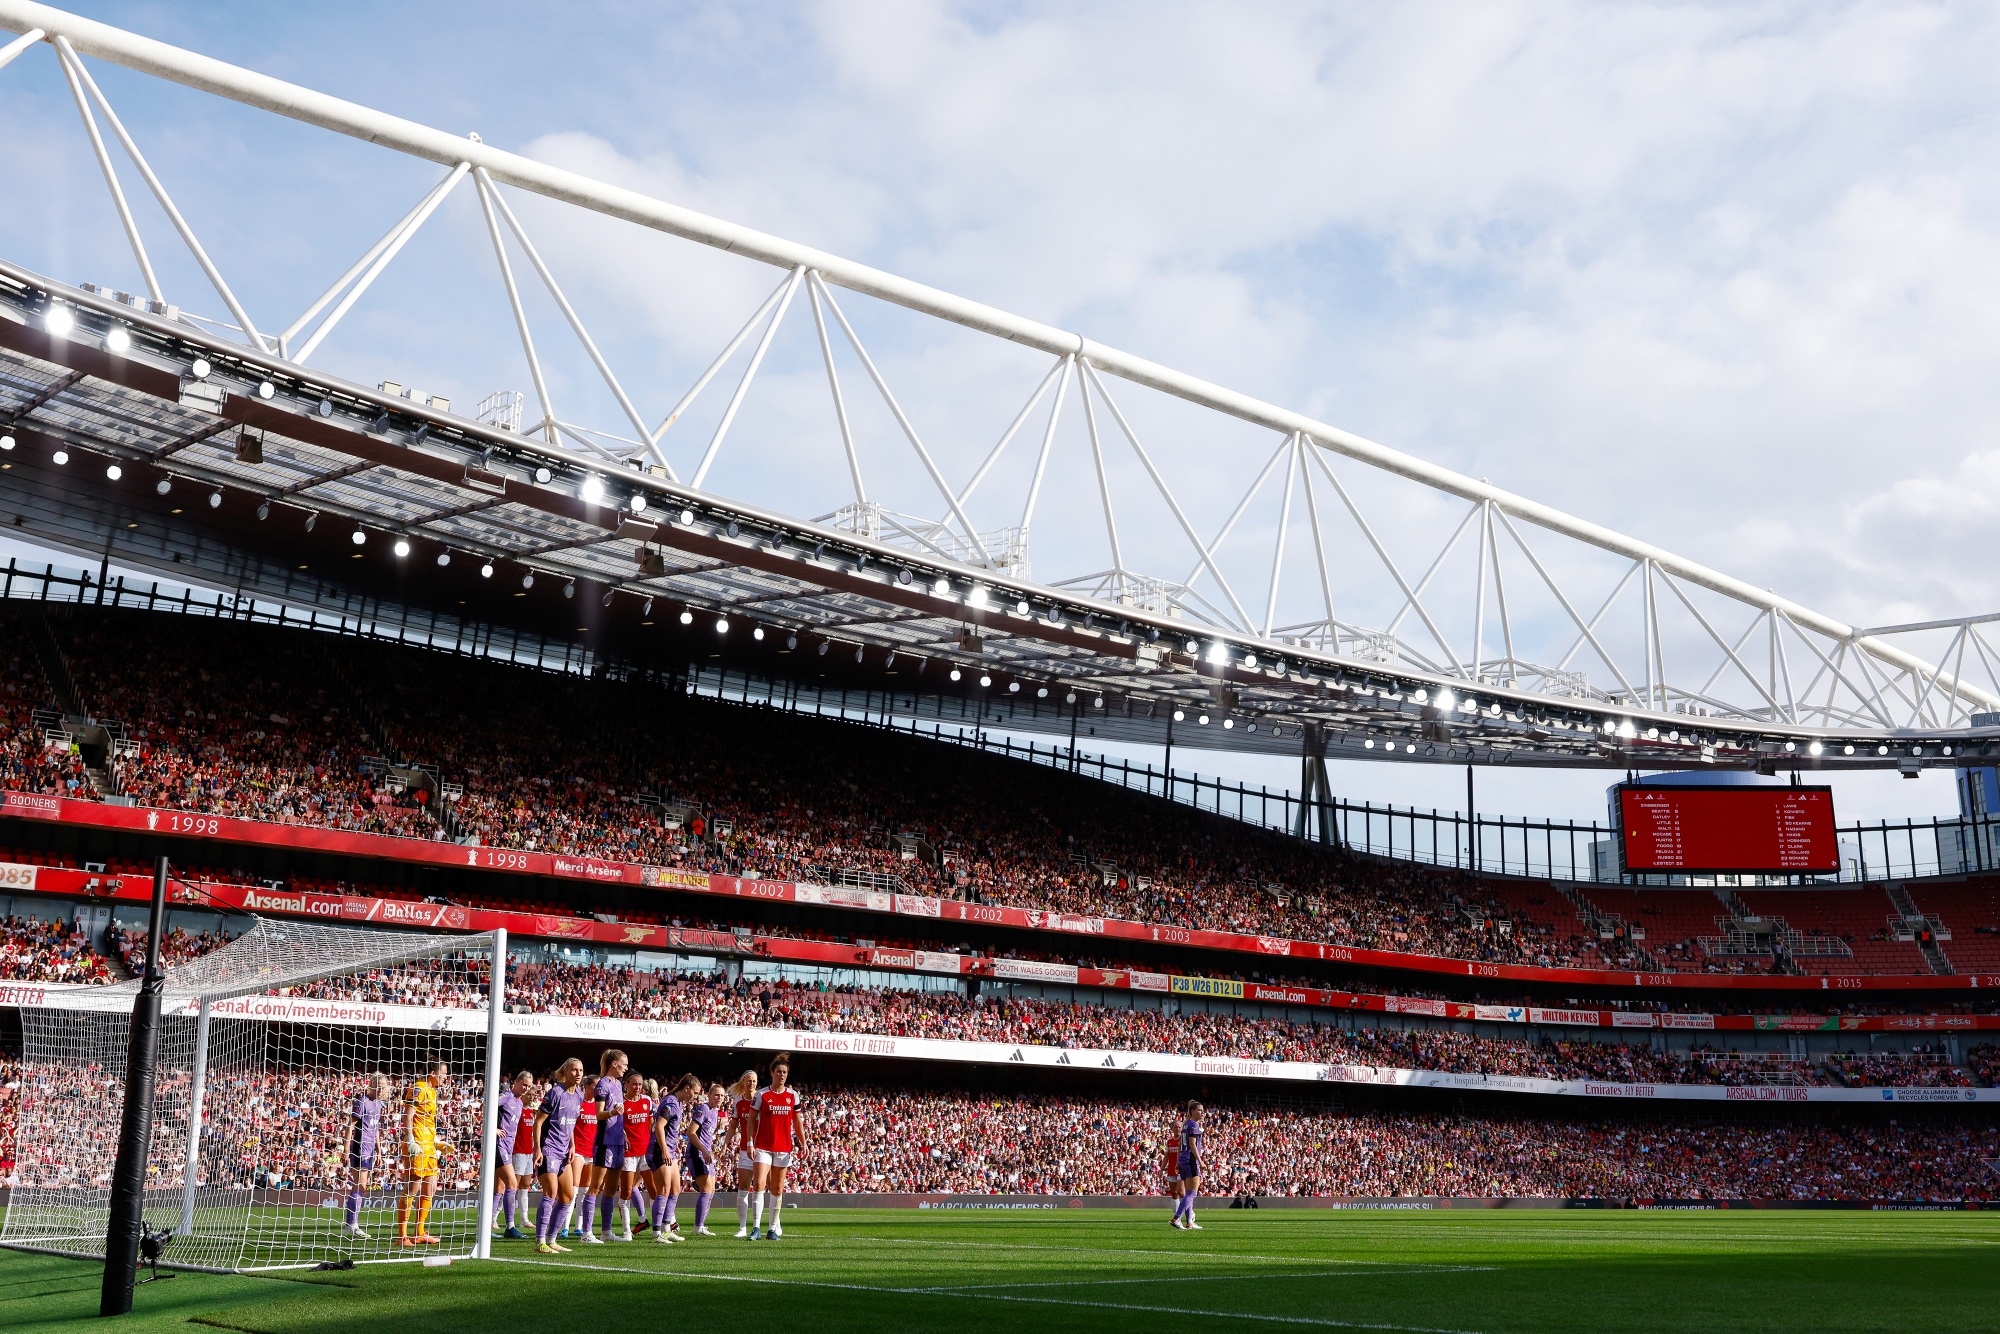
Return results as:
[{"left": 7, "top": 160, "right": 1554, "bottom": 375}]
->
[{"left": 1616, "top": 785, "right": 1838, "bottom": 874}]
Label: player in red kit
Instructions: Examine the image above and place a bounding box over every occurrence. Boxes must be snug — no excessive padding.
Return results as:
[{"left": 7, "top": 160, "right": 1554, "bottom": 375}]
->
[
  {"left": 747, "top": 1054, "right": 807, "bottom": 1240},
  {"left": 726, "top": 1068, "right": 759, "bottom": 1238}
]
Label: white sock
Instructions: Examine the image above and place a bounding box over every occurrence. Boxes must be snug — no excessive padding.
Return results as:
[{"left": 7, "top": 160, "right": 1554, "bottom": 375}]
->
[
  {"left": 770, "top": 1194, "right": 783, "bottom": 1228},
  {"left": 618, "top": 1200, "right": 630, "bottom": 1233},
  {"left": 739, "top": 1193, "right": 751, "bottom": 1228},
  {"left": 753, "top": 1191, "right": 766, "bottom": 1229}
]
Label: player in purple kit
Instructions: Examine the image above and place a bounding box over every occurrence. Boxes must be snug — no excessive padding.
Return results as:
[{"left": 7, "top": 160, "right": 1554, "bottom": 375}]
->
[
  {"left": 1171, "top": 1100, "right": 1205, "bottom": 1231},
  {"left": 492, "top": 1070, "right": 533, "bottom": 1240},
  {"left": 342, "top": 1072, "right": 390, "bottom": 1239},
  {"left": 648, "top": 1074, "right": 696, "bottom": 1242},
  {"left": 683, "top": 1080, "right": 723, "bottom": 1236},
  {"left": 532, "top": 1057, "right": 585, "bottom": 1255},
  {"left": 581, "top": 1048, "right": 628, "bottom": 1245}
]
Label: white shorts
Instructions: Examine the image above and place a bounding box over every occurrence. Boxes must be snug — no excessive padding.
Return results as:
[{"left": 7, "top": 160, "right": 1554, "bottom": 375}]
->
[
  {"left": 511, "top": 1152, "right": 534, "bottom": 1175},
  {"left": 736, "top": 1152, "right": 756, "bottom": 1172},
  {"left": 752, "top": 1149, "right": 793, "bottom": 1168},
  {"left": 616, "top": 1152, "right": 649, "bottom": 1173}
]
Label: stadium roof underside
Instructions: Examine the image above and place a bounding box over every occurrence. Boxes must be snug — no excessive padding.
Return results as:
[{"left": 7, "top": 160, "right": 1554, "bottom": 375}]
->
[{"left": 1, "top": 1, "right": 1999, "bottom": 772}]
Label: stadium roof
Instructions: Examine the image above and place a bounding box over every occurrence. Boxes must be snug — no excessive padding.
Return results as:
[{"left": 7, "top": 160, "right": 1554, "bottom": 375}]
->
[{"left": 1, "top": 1, "right": 1998, "bottom": 771}]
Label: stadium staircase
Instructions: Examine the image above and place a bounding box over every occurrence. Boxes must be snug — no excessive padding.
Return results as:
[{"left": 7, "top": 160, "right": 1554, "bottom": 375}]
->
[
  {"left": 320, "top": 652, "right": 463, "bottom": 841},
  {"left": 1884, "top": 882, "right": 1956, "bottom": 975},
  {"left": 24, "top": 610, "right": 125, "bottom": 800},
  {"left": 1552, "top": 883, "right": 1666, "bottom": 970}
]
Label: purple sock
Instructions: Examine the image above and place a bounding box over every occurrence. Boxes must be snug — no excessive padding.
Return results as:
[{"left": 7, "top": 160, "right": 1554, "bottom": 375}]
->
[
  {"left": 499, "top": 1188, "right": 515, "bottom": 1228},
  {"left": 554, "top": 1197, "right": 575, "bottom": 1238},
  {"left": 653, "top": 1196, "right": 667, "bottom": 1230},
  {"left": 1184, "top": 1188, "right": 1199, "bottom": 1218},
  {"left": 535, "top": 1195, "right": 553, "bottom": 1243},
  {"left": 1172, "top": 1193, "right": 1190, "bottom": 1221},
  {"left": 578, "top": 1193, "right": 596, "bottom": 1235},
  {"left": 599, "top": 1193, "right": 614, "bottom": 1233},
  {"left": 344, "top": 1188, "right": 362, "bottom": 1228},
  {"left": 665, "top": 1193, "right": 678, "bottom": 1227},
  {"left": 695, "top": 1191, "right": 712, "bottom": 1230}
]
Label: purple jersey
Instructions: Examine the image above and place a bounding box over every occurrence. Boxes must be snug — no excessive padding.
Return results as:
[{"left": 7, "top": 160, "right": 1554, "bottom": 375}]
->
[
  {"left": 654, "top": 1093, "right": 683, "bottom": 1146},
  {"left": 496, "top": 1089, "right": 524, "bottom": 1150},
  {"left": 594, "top": 1075, "right": 625, "bottom": 1148},
  {"left": 686, "top": 1100, "right": 716, "bottom": 1157},
  {"left": 348, "top": 1094, "right": 382, "bottom": 1155},
  {"left": 538, "top": 1086, "right": 582, "bottom": 1161}
]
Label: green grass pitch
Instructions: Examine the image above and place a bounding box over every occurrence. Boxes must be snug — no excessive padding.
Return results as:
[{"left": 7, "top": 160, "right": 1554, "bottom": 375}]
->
[{"left": 4, "top": 1209, "right": 1997, "bottom": 1333}]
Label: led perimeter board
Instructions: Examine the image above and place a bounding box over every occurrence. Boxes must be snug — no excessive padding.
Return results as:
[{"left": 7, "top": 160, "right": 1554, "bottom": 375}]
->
[{"left": 1617, "top": 784, "right": 1839, "bottom": 874}]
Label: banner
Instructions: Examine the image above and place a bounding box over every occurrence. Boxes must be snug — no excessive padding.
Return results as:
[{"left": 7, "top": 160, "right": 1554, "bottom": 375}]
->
[
  {"left": 1529, "top": 1008, "right": 1603, "bottom": 1027},
  {"left": 1386, "top": 997, "right": 1448, "bottom": 1017},
  {"left": 0, "top": 860, "right": 38, "bottom": 892},
  {"left": 994, "top": 958, "right": 1080, "bottom": 984},
  {"left": 1610, "top": 1011, "right": 1659, "bottom": 1028},
  {"left": 1661, "top": 1012, "right": 1717, "bottom": 1030},
  {"left": 1476, "top": 1004, "right": 1528, "bottom": 1023},
  {"left": 1171, "top": 975, "right": 1245, "bottom": 999}
]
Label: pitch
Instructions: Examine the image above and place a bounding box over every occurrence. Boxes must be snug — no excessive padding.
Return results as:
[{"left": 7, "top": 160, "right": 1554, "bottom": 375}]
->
[{"left": 5, "top": 1209, "right": 1998, "bottom": 1333}]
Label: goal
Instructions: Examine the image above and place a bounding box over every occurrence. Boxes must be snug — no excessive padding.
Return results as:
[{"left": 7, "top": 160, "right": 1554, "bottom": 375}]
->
[{"left": 0, "top": 919, "right": 506, "bottom": 1271}]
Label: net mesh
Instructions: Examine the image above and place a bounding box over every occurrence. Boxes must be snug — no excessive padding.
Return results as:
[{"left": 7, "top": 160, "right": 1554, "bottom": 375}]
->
[{"left": 1, "top": 919, "right": 498, "bottom": 1271}]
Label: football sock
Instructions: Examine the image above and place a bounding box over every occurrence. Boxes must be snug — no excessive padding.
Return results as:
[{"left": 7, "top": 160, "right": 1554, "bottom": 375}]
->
[
  {"left": 554, "top": 1197, "right": 575, "bottom": 1239},
  {"left": 696, "top": 1191, "right": 713, "bottom": 1230},
  {"left": 1172, "top": 1193, "right": 1189, "bottom": 1222},
  {"left": 535, "top": 1195, "right": 552, "bottom": 1244},
  {"left": 738, "top": 1192, "right": 751, "bottom": 1230},
  {"left": 395, "top": 1193, "right": 410, "bottom": 1237},
  {"left": 769, "top": 1194, "right": 783, "bottom": 1229},
  {"left": 599, "top": 1193, "right": 614, "bottom": 1234},
  {"left": 498, "top": 1188, "right": 514, "bottom": 1228},
  {"left": 514, "top": 1191, "right": 532, "bottom": 1229},
  {"left": 752, "top": 1190, "right": 766, "bottom": 1230},
  {"left": 417, "top": 1197, "right": 432, "bottom": 1233},
  {"left": 665, "top": 1193, "right": 678, "bottom": 1227},
  {"left": 344, "top": 1188, "right": 362, "bottom": 1228},
  {"left": 617, "top": 1199, "right": 631, "bottom": 1235},
  {"left": 579, "top": 1193, "right": 597, "bottom": 1236}
]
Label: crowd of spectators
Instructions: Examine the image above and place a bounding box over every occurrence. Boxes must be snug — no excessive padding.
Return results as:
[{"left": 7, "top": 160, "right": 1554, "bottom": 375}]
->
[
  {"left": 1822, "top": 1045, "right": 1978, "bottom": 1089},
  {"left": 4, "top": 1056, "right": 1989, "bottom": 1201},
  {"left": 0, "top": 915, "right": 115, "bottom": 983}
]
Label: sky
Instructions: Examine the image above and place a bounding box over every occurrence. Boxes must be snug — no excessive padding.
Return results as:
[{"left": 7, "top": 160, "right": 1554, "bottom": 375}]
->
[{"left": 0, "top": 1, "right": 1995, "bottom": 827}]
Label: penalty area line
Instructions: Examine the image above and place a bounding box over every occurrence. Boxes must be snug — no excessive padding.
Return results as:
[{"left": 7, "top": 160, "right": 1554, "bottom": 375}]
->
[{"left": 492, "top": 1258, "right": 1484, "bottom": 1333}]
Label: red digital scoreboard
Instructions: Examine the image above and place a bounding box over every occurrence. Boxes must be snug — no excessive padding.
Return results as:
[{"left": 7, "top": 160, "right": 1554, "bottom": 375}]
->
[{"left": 1617, "top": 785, "right": 1839, "bottom": 874}]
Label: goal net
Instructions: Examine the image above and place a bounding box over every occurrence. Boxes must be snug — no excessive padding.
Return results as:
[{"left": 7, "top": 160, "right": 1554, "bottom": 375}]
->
[{"left": 0, "top": 919, "right": 504, "bottom": 1272}]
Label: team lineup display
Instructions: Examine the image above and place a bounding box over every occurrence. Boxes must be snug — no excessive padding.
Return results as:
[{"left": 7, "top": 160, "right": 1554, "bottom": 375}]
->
[{"left": 1617, "top": 785, "right": 1840, "bottom": 874}]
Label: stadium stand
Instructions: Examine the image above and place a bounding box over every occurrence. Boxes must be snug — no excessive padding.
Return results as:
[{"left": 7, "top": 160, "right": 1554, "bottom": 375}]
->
[{"left": 1906, "top": 881, "right": 2000, "bottom": 974}]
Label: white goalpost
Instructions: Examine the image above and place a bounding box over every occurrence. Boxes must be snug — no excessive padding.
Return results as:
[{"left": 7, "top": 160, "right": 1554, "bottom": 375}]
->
[{"left": 0, "top": 919, "right": 507, "bottom": 1272}]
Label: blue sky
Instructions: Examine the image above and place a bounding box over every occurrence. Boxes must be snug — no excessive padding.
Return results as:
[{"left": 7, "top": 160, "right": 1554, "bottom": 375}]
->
[{"left": 2, "top": 1, "right": 1997, "bottom": 825}]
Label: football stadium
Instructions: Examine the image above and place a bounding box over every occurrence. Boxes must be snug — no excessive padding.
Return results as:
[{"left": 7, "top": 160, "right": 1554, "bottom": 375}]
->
[{"left": 0, "top": 4, "right": 1996, "bottom": 1331}]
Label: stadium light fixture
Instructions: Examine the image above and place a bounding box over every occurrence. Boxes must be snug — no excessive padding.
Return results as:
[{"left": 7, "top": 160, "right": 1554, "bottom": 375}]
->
[
  {"left": 1844, "top": 744, "right": 1855, "bottom": 755},
  {"left": 854, "top": 646, "right": 865, "bottom": 663},
  {"left": 580, "top": 476, "right": 605, "bottom": 504},
  {"left": 437, "top": 551, "right": 451, "bottom": 567},
  {"left": 897, "top": 568, "right": 914, "bottom": 586},
  {"left": 1942, "top": 745, "right": 1954, "bottom": 756},
  {"left": 1198, "top": 713, "right": 1210, "bottom": 725},
  {"left": 255, "top": 499, "right": 271, "bottom": 520},
  {"left": 1366, "top": 738, "right": 1376, "bottom": 749},
  {"left": 1008, "top": 681, "right": 1020, "bottom": 693},
  {"left": 304, "top": 511, "right": 318, "bottom": 532},
  {"left": 678, "top": 610, "right": 693, "bottom": 625},
  {"left": 1808, "top": 740, "right": 1823, "bottom": 756},
  {"left": 1015, "top": 599, "right": 1029, "bottom": 615},
  {"left": 0, "top": 434, "right": 12, "bottom": 450},
  {"left": 1206, "top": 641, "right": 1228, "bottom": 665},
  {"left": 786, "top": 633, "right": 799, "bottom": 649},
  {"left": 257, "top": 380, "right": 276, "bottom": 400},
  {"left": 392, "top": 538, "right": 411, "bottom": 558},
  {"left": 978, "top": 674, "right": 992, "bottom": 687},
  {"left": 752, "top": 625, "right": 765, "bottom": 640},
  {"left": 154, "top": 477, "right": 171, "bottom": 495},
  {"left": 104, "top": 325, "right": 131, "bottom": 355},
  {"left": 815, "top": 639, "right": 828, "bottom": 655},
  {"left": 563, "top": 581, "right": 576, "bottom": 599},
  {"left": 949, "top": 668, "right": 962, "bottom": 682},
  {"left": 1184, "top": 639, "right": 1199, "bottom": 654},
  {"left": 52, "top": 449, "right": 68, "bottom": 465},
  {"left": 105, "top": 463, "right": 122, "bottom": 481},
  {"left": 1065, "top": 691, "right": 1077, "bottom": 705},
  {"left": 630, "top": 494, "right": 648, "bottom": 514},
  {"left": 715, "top": 616, "right": 728, "bottom": 633},
  {"left": 1433, "top": 689, "right": 1453, "bottom": 711},
  {"left": 1173, "top": 709, "right": 1184, "bottom": 721},
  {"left": 480, "top": 561, "right": 493, "bottom": 579},
  {"left": 640, "top": 597, "right": 653, "bottom": 615},
  {"left": 208, "top": 490, "right": 223, "bottom": 509},
  {"left": 1094, "top": 695, "right": 1105, "bottom": 709},
  {"left": 522, "top": 573, "right": 536, "bottom": 590},
  {"left": 1784, "top": 741, "right": 1796, "bottom": 752},
  {"left": 189, "top": 357, "right": 212, "bottom": 379},
  {"left": 1223, "top": 718, "right": 1234, "bottom": 729},
  {"left": 1037, "top": 686, "right": 1048, "bottom": 698},
  {"left": 1242, "top": 653, "right": 1257, "bottom": 670},
  {"left": 44, "top": 304, "right": 74, "bottom": 338},
  {"left": 601, "top": 591, "right": 614, "bottom": 607},
  {"left": 679, "top": 508, "right": 695, "bottom": 525},
  {"left": 534, "top": 467, "right": 553, "bottom": 484},
  {"left": 350, "top": 527, "right": 365, "bottom": 544}
]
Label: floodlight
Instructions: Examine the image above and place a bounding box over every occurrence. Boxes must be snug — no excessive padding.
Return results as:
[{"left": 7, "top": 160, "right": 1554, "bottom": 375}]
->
[
  {"left": 1433, "top": 689, "right": 1452, "bottom": 711},
  {"left": 786, "top": 633, "right": 798, "bottom": 649},
  {"left": 437, "top": 551, "right": 450, "bottom": 567},
  {"left": 630, "top": 494, "right": 648, "bottom": 513},
  {"left": 1205, "top": 641, "right": 1227, "bottom": 664},
  {"left": 1037, "top": 687, "right": 1048, "bottom": 699},
  {"left": 155, "top": 477, "right": 171, "bottom": 495},
  {"left": 855, "top": 646, "right": 865, "bottom": 663},
  {"left": 978, "top": 674, "right": 991, "bottom": 687},
  {"left": 522, "top": 573, "right": 536, "bottom": 590},
  {"left": 105, "top": 464, "right": 121, "bottom": 480},
  {"left": 534, "top": 467, "right": 553, "bottom": 484},
  {"left": 897, "top": 568, "right": 914, "bottom": 586},
  {"left": 480, "top": 561, "right": 493, "bottom": 578},
  {"left": 207, "top": 490, "right": 222, "bottom": 509},
  {"left": 1185, "top": 639, "right": 1199, "bottom": 653},
  {"left": 679, "top": 508, "right": 695, "bottom": 525},
  {"left": 1843, "top": 744, "right": 1855, "bottom": 755},
  {"left": 189, "top": 357, "right": 212, "bottom": 379},
  {"left": 641, "top": 597, "right": 653, "bottom": 614},
  {"left": 1877, "top": 744, "right": 1888, "bottom": 755},
  {"left": 1242, "top": 653, "right": 1257, "bottom": 669},
  {"left": 393, "top": 538, "right": 411, "bottom": 558},
  {"left": 753, "top": 626, "right": 765, "bottom": 641},
  {"left": 816, "top": 640, "right": 828, "bottom": 655},
  {"left": 1173, "top": 710, "right": 1185, "bottom": 722},
  {"left": 580, "top": 476, "right": 605, "bottom": 504},
  {"left": 933, "top": 578, "right": 951, "bottom": 596},
  {"left": 1366, "top": 739, "right": 1376, "bottom": 749},
  {"left": 949, "top": 668, "right": 962, "bottom": 682},
  {"left": 52, "top": 449, "right": 68, "bottom": 465},
  {"left": 563, "top": 581, "right": 575, "bottom": 599},
  {"left": 0, "top": 434, "right": 12, "bottom": 450},
  {"left": 715, "top": 616, "right": 728, "bottom": 633},
  {"left": 602, "top": 591, "right": 614, "bottom": 607},
  {"left": 1198, "top": 714, "right": 1210, "bottom": 725},
  {"left": 1223, "top": 718, "right": 1234, "bottom": 729},
  {"left": 1008, "top": 682, "right": 1020, "bottom": 693},
  {"left": 304, "top": 511, "right": 318, "bottom": 532},
  {"left": 350, "top": 528, "right": 366, "bottom": 544},
  {"left": 1942, "top": 745, "right": 1954, "bottom": 756},
  {"left": 44, "top": 305, "right": 73, "bottom": 338},
  {"left": 256, "top": 500, "right": 271, "bottom": 520},
  {"left": 678, "top": 610, "right": 693, "bottom": 625},
  {"left": 257, "top": 380, "right": 276, "bottom": 400},
  {"left": 1015, "top": 599, "right": 1029, "bottom": 614},
  {"left": 1065, "top": 692, "right": 1077, "bottom": 704},
  {"left": 1808, "top": 741, "right": 1823, "bottom": 756},
  {"left": 1784, "top": 741, "right": 1796, "bottom": 752},
  {"left": 104, "top": 325, "right": 131, "bottom": 354}
]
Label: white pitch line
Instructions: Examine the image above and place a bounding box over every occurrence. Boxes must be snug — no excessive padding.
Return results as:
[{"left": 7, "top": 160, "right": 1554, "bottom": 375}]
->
[
  {"left": 494, "top": 1258, "right": 1484, "bottom": 1333},
  {"left": 826, "top": 1233, "right": 1410, "bottom": 1264},
  {"left": 904, "top": 1265, "right": 1499, "bottom": 1292}
]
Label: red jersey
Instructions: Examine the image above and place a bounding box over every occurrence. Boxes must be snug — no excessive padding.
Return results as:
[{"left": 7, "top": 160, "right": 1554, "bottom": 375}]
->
[
  {"left": 1161, "top": 1134, "right": 1181, "bottom": 1175},
  {"left": 752, "top": 1087, "right": 801, "bottom": 1153},
  {"left": 622, "top": 1096, "right": 654, "bottom": 1142},
  {"left": 574, "top": 1097, "right": 598, "bottom": 1154},
  {"left": 732, "top": 1097, "right": 756, "bottom": 1153},
  {"left": 512, "top": 1110, "right": 537, "bottom": 1155}
]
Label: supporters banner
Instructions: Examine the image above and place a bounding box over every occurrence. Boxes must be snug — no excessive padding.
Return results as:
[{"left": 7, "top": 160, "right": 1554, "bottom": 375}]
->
[
  {"left": 1249, "top": 984, "right": 1336, "bottom": 1007},
  {"left": 1661, "top": 1013, "right": 1718, "bottom": 1030},
  {"left": 1386, "top": 997, "right": 1449, "bottom": 1017},
  {"left": 0, "top": 860, "right": 38, "bottom": 892},
  {"left": 894, "top": 894, "right": 943, "bottom": 918},
  {"left": 1529, "top": 1008, "right": 1603, "bottom": 1027},
  {"left": 1127, "top": 970, "right": 1171, "bottom": 992},
  {"left": 1170, "top": 975, "right": 1245, "bottom": 999},
  {"left": 994, "top": 958, "right": 1080, "bottom": 984},
  {"left": 1755, "top": 1015, "right": 1841, "bottom": 1031},
  {"left": 794, "top": 884, "right": 892, "bottom": 913},
  {"left": 1024, "top": 910, "right": 1107, "bottom": 935},
  {"left": 1611, "top": 1011, "right": 1660, "bottom": 1028},
  {"left": 1475, "top": 1005, "right": 1528, "bottom": 1023}
]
